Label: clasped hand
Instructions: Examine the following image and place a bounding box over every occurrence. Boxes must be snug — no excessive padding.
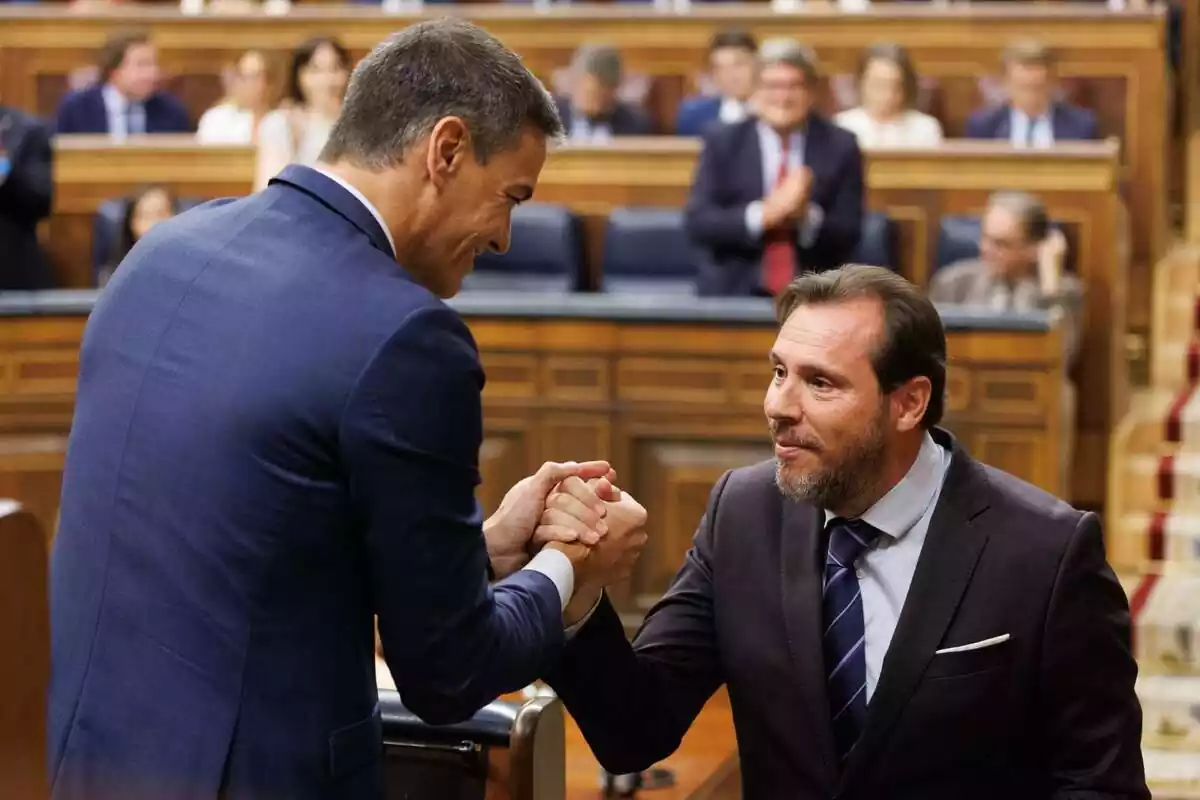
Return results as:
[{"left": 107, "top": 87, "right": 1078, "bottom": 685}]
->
[{"left": 483, "top": 461, "right": 648, "bottom": 597}]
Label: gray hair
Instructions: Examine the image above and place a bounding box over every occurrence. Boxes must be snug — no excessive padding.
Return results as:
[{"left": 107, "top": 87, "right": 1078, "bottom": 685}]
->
[
  {"left": 320, "top": 18, "right": 564, "bottom": 169},
  {"left": 757, "top": 37, "right": 821, "bottom": 84},
  {"left": 572, "top": 44, "right": 623, "bottom": 90},
  {"left": 987, "top": 190, "right": 1049, "bottom": 242}
]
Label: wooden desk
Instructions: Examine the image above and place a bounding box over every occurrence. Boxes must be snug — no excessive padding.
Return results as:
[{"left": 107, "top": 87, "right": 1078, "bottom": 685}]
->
[
  {"left": 0, "top": 3, "right": 1169, "bottom": 321},
  {"left": 0, "top": 291, "right": 1067, "bottom": 609},
  {"left": 47, "top": 137, "right": 1121, "bottom": 506}
]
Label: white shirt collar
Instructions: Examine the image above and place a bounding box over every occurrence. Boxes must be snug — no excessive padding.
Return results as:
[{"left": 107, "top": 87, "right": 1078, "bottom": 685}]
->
[
  {"left": 311, "top": 165, "right": 396, "bottom": 257},
  {"left": 824, "top": 432, "right": 948, "bottom": 541}
]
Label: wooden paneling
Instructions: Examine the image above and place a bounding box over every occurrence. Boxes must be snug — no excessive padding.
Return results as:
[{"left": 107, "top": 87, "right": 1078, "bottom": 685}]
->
[
  {"left": 0, "top": 310, "right": 1066, "bottom": 614},
  {"left": 0, "top": 3, "right": 1169, "bottom": 323},
  {"left": 47, "top": 140, "right": 1123, "bottom": 508}
]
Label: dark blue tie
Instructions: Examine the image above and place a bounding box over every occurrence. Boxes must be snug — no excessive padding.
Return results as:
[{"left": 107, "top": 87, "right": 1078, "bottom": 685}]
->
[{"left": 823, "top": 517, "right": 884, "bottom": 762}]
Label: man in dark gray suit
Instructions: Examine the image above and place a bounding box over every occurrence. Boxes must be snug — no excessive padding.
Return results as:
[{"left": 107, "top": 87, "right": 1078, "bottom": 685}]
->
[{"left": 544, "top": 265, "right": 1148, "bottom": 799}]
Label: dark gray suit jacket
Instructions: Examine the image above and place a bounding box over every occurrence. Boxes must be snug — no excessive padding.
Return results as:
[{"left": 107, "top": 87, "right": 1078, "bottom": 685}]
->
[{"left": 548, "top": 428, "right": 1148, "bottom": 800}]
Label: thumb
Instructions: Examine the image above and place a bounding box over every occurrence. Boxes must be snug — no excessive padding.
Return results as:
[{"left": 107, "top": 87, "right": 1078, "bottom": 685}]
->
[{"left": 533, "top": 460, "right": 612, "bottom": 492}]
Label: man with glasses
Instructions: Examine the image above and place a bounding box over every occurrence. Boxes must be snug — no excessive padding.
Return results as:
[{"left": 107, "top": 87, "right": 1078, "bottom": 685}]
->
[{"left": 684, "top": 37, "right": 864, "bottom": 297}]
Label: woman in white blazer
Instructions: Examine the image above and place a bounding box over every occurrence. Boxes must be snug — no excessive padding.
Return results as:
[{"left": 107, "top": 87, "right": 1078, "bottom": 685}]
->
[{"left": 835, "top": 43, "right": 943, "bottom": 149}]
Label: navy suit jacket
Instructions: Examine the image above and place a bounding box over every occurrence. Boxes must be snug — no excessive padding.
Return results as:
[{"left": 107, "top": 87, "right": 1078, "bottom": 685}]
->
[
  {"left": 48, "top": 165, "right": 564, "bottom": 800},
  {"left": 0, "top": 106, "right": 53, "bottom": 289},
  {"left": 674, "top": 95, "right": 722, "bottom": 137},
  {"left": 554, "top": 96, "right": 654, "bottom": 137},
  {"left": 684, "top": 115, "right": 864, "bottom": 297},
  {"left": 53, "top": 85, "right": 193, "bottom": 135},
  {"left": 964, "top": 102, "right": 1099, "bottom": 142}
]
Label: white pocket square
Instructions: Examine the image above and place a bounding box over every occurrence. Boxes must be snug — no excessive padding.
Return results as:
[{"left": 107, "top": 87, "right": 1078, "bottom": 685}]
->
[{"left": 935, "top": 634, "right": 1010, "bottom": 654}]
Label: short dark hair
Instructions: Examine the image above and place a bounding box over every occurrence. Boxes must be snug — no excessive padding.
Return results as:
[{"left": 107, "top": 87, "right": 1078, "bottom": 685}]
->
[
  {"left": 775, "top": 265, "right": 947, "bottom": 428},
  {"left": 99, "top": 29, "right": 151, "bottom": 83},
  {"left": 285, "top": 36, "right": 351, "bottom": 106},
  {"left": 857, "top": 42, "right": 920, "bottom": 108},
  {"left": 987, "top": 190, "right": 1050, "bottom": 242},
  {"left": 321, "top": 18, "right": 564, "bottom": 169},
  {"left": 708, "top": 29, "right": 757, "bottom": 56},
  {"left": 573, "top": 44, "right": 624, "bottom": 90},
  {"left": 1002, "top": 38, "right": 1056, "bottom": 71}
]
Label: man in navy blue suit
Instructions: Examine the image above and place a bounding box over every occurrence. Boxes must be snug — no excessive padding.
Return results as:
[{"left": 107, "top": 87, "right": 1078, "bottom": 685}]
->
[
  {"left": 54, "top": 29, "right": 192, "bottom": 136},
  {"left": 48, "top": 19, "right": 647, "bottom": 800},
  {"left": 964, "top": 39, "right": 1098, "bottom": 146},
  {"left": 674, "top": 29, "right": 758, "bottom": 137},
  {"left": 685, "top": 38, "right": 864, "bottom": 297}
]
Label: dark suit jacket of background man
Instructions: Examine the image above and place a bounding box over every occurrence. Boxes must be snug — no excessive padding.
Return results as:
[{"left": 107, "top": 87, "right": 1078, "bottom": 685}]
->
[
  {"left": 0, "top": 106, "right": 53, "bottom": 289},
  {"left": 48, "top": 165, "right": 566, "bottom": 800},
  {"left": 964, "top": 102, "right": 1100, "bottom": 142},
  {"left": 53, "top": 85, "right": 193, "bottom": 134},
  {"left": 684, "top": 115, "right": 864, "bottom": 297},
  {"left": 548, "top": 429, "right": 1148, "bottom": 800},
  {"left": 553, "top": 95, "right": 655, "bottom": 137}
]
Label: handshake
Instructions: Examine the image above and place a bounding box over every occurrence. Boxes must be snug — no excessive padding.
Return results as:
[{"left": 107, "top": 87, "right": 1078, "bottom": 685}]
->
[{"left": 484, "top": 460, "right": 649, "bottom": 626}]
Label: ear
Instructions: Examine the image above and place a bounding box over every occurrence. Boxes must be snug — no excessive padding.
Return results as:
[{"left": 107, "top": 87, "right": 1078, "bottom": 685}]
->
[
  {"left": 424, "top": 116, "right": 470, "bottom": 189},
  {"left": 892, "top": 375, "right": 932, "bottom": 434}
]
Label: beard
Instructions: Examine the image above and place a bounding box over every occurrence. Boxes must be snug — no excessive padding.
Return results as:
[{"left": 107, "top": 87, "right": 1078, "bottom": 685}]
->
[{"left": 773, "top": 405, "right": 889, "bottom": 512}]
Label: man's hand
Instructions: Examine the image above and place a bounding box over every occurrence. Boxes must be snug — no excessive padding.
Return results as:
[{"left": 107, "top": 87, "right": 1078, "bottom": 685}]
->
[
  {"left": 541, "top": 479, "right": 648, "bottom": 622},
  {"left": 484, "top": 461, "right": 613, "bottom": 579},
  {"left": 762, "top": 167, "right": 813, "bottom": 230},
  {"left": 1037, "top": 228, "right": 1068, "bottom": 295}
]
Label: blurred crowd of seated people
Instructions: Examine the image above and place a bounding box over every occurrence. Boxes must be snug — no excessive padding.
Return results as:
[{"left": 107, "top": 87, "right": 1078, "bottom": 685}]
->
[{"left": 0, "top": 12, "right": 1140, "bottom": 299}]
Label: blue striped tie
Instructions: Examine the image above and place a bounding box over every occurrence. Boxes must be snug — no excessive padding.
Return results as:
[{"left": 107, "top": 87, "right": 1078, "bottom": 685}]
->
[{"left": 823, "top": 517, "right": 883, "bottom": 762}]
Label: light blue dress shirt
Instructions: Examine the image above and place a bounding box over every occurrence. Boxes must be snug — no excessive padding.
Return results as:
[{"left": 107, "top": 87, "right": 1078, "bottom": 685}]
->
[
  {"left": 101, "top": 84, "right": 146, "bottom": 137},
  {"left": 823, "top": 432, "right": 953, "bottom": 702},
  {"left": 743, "top": 120, "right": 824, "bottom": 248},
  {"left": 1009, "top": 108, "right": 1054, "bottom": 148}
]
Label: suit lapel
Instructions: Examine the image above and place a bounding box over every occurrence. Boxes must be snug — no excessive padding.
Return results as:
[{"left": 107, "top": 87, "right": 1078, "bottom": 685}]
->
[
  {"left": 996, "top": 107, "right": 1013, "bottom": 141},
  {"left": 740, "top": 120, "right": 766, "bottom": 201},
  {"left": 779, "top": 497, "right": 839, "bottom": 782},
  {"left": 837, "top": 432, "right": 993, "bottom": 794}
]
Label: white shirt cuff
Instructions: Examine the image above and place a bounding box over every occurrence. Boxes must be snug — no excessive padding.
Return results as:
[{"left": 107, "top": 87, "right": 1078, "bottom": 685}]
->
[
  {"left": 798, "top": 203, "right": 824, "bottom": 248},
  {"left": 565, "top": 592, "right": 604, "bottom": 639},
  {"left": 522, "top": 548, "right": 574, "bottom": 611},
  {"left": 744, "top": 200, "right": 765, "bottom": 239}
]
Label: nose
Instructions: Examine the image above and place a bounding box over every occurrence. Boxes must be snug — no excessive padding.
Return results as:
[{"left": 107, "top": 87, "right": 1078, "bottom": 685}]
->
[
  {"left": 764, "top": 379, "right": 801, "bottom": 425},
  {"left": 489, "top": 221, "right": 513, "bottom": 256}
]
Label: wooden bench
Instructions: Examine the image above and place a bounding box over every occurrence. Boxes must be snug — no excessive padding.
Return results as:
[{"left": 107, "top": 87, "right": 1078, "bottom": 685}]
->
[
  {"left": 0, "top": 501, "right": 48, "bottom": 800},
  {"left": 0, "top": 3, "right": 1169, "bottom": 321},
  {"left": 0, "top": 291, "right": 1069, "bottom": 609},
  {"left": 47, "top": 137, "right": 1125, "bottom": 508}
]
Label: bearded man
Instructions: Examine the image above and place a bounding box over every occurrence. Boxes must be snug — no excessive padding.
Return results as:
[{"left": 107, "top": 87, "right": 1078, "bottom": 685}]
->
[{"left": 542, "top": 264, "right": 1148, "bottom": 800}]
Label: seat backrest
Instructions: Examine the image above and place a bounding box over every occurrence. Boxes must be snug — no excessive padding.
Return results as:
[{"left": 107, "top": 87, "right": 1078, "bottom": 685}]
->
[
  {"left": 472, "top": 203, "right": 584, "bottom": 290},
  {"left": 602, "top": 207, "right": 699, "bottom": 295},
  {"left": 851, "top": 211, "right": 898, "bottom": 270},
  {"left": 0, "top": 501, "right": 48, "bottom": 800},
  {"left": 379, "top": 690, "right": 564, "bottom": 800},
  {"left": 936, "top": 215, "right": 984, "bottom": 270}
]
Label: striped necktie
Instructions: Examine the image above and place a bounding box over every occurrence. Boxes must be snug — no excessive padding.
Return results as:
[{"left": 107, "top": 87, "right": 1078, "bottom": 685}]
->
[{"left": 823, "top": 517, "right": 884, "bottom": 763}]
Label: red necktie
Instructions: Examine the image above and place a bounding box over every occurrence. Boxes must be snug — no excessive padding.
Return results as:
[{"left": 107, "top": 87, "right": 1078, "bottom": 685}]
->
[{"left": 761, "top": 136, "right": 796, "bottom": 296}]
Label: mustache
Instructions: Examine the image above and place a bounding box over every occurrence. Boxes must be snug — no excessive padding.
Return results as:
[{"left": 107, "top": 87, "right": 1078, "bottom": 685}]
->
[{"left": 769, "top": 422, "right": 821, "bottom": 450}]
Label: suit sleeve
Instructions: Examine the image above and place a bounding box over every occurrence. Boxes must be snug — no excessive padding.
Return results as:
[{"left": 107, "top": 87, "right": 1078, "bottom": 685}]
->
[
  {"left": 0, "top": 117, "right": 52, "bottom": 223},
  {"left": 53, "top": 97, "right": 81, "bottom": 135},
  {"left": 684, "top": 134, "right": 758, "bottom": 248},
  {"left": 1039, "top": 512, "right": 1150, "bottom": 799},
  {"left": 804, "top": 137, "right": 863, "bottom": 262},
  {"left": 545, "top": 471, "right": 730, "bottom": 774},
  {"left": 963, "top": 110, "right": 988, "bottom": 139},
  {"left": 340, "top": 305, "right": 564, "bottom": 725}
]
